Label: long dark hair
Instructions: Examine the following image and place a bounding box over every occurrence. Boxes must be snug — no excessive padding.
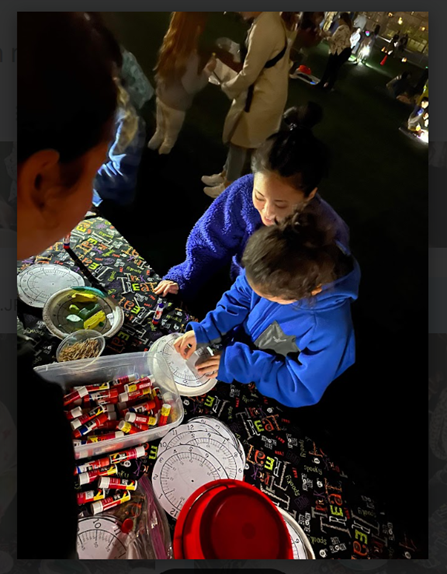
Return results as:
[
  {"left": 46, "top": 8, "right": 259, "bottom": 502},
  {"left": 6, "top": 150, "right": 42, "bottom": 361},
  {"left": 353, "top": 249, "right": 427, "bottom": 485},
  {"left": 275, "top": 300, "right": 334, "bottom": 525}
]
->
[
  {"left": 243, "top": 204, "right": 351, "bottom": 301},
  {"left": 18, "top": 12, "right": 118, "bottom": 164},
  {"left": 252, "top": 102, "right": 329, "bottom": 197}
]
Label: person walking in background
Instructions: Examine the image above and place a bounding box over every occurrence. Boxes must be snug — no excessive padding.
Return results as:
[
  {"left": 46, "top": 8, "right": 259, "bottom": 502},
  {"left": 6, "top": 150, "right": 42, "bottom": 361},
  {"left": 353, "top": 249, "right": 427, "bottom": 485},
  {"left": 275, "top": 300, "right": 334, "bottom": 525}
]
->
[
  {"left": 202, "top": 11, "right": 290, "bottom": 198},
  {"left": 396, "top": 33, "right": 409, "bottom": 58},
  {"left": 316, "top": 12, "right": 353, "bottom": 91},
  {"left": 354, "top": 24, "right": 380, "bottom": 64},
  {"left": 148, "top": 12, "right": 216, "bottom": 155},
  {"left": 289, "top": 11, "right": 325, "bottom": 78}
]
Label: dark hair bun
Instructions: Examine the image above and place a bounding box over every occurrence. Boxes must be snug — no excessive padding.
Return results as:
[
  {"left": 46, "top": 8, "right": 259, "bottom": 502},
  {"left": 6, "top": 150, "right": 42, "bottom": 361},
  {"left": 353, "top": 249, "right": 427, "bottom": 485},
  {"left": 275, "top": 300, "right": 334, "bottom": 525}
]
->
[
  {"left": 283, "top": 102, "right": 323, "bottom": 131},
  {"left": 281, "top": 203, "right": 336, "bottom": 249}
]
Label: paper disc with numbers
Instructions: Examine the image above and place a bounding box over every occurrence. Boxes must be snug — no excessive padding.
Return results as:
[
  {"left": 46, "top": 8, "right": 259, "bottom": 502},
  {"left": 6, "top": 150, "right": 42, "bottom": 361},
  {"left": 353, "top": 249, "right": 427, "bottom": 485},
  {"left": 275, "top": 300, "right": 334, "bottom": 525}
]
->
[
  {"left": 277, "top": 507, "right": 315, "bottom": 559},
  {"left": 149, "top": 333, "right": 217, "bottom": 396},
  {"left": 17, "top": 264, "right": 85, "bottom": 308},
  {"left": 77, "top": 515, "right": 131, "bottom": 559},
  {"left": 152, "top": 445, "right": 228, "bottom": 520},
  {"left": 157, "top": 429, "right": 244, "bottom": 480}
]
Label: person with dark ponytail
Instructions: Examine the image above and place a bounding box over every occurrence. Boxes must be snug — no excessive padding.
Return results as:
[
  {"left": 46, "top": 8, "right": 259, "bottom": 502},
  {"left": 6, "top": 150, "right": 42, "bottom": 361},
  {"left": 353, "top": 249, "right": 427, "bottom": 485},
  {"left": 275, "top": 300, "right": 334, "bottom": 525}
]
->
[
  {"left": 155, "top": 102, "right": 350, "bottom": 299},
  {"left": 18, "top": 12, "right": 118, "bottom": 558},
  {"left": 174, "top": 205, "right": 360, "bottom": 408}
]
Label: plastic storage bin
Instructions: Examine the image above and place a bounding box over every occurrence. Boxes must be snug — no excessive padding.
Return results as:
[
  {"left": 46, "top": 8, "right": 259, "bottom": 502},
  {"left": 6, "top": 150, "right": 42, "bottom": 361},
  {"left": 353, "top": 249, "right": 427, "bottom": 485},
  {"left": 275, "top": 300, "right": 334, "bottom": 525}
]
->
[{"left": 35, "top": 351, "right": 184, "bottom": 460}]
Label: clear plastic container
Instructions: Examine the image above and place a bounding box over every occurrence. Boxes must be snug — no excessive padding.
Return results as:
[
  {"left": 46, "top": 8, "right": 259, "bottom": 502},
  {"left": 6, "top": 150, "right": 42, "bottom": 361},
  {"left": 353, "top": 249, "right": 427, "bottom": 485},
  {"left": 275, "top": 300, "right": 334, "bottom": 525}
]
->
[
  {"left": 56, "top": 329, "right": 106, "bottom": 364},
  {"left": 35, "top": 352, "right": 184, "bottom": 460}
]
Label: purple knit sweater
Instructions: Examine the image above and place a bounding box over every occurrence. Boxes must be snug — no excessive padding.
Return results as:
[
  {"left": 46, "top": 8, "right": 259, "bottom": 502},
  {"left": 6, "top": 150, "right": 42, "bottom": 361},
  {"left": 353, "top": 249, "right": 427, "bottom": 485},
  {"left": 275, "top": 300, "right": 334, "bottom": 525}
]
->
[{"left": 164, "top": 174, "right": 350, "bottom": 299}]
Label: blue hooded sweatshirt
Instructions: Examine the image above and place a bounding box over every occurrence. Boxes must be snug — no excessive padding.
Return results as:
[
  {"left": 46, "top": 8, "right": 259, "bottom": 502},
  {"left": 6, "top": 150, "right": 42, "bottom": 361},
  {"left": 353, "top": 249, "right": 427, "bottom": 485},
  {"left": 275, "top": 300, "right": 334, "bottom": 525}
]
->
[
  {"left": 187, "top": 263, "right": 360, "bottom": 409},
  {"left": 164, "top": 174, "right": 350, "bottom": 299}
]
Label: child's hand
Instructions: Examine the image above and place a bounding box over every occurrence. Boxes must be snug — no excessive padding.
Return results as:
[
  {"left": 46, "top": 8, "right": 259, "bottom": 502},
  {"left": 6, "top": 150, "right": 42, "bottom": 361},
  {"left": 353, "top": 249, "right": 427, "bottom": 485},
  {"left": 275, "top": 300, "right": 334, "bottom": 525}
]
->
[
  {"left": 154, "top": 280, "right": 179, "bottom": 296},
  {"left": 174, "top": 331, "right": 197, "bottom": 359},
  {"left": 195, "top": 351, "right": 222, "bottom": 377}
]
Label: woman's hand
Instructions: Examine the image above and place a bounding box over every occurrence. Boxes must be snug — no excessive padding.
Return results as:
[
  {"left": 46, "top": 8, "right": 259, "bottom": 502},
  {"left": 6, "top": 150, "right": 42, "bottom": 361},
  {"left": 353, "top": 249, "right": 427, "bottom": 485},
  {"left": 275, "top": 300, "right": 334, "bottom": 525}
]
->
[
  {"left": 174, "top": 331, "right": 197, "bottom": 360},
  {"left": 154, "top": 280, "right": 179, "bottom": 296},
  {"left": 205, "top": 55, "right": 217, "bottom": 74},
  {"left": 195, "top": 351, "right": 222, "bottom": 377}
]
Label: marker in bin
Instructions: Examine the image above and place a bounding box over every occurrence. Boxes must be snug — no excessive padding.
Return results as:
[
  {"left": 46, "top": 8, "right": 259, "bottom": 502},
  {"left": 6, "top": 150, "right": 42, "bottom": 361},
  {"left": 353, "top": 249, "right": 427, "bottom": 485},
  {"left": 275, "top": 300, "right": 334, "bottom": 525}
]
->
[
  {"left": 119, "top": 386, "right": 152, "bottom": 404},
  {"left": 158, "top": 404, "right": 171, "bottom": 427},
  {"left": 98, "top": 477, "right": 138, "bottom": 491},
  {"left": 74, "top": 382, "right": 110, "bottom": 393},
  {"left": 152, "top": 387, "right": 163, "bottom": 413},
  {"left": 118, "top": 421, "right": 141, "bottom": 435},
  {"left": 152, "top": 303, "right": 164, "bottom": 326},
  {"left": 75, "top": 445, "right": 147, "bottom": 475},
  {"left": 91, "top": 491, "right": 131, "bottom": 516},
  {"left": 112, "top": 374, "right": 139, "bottom": 387},
  {"left": 78, "top": 465, "right": 118, "bottom": 486},
  {"left": 125, "top": 413, "right": 157, "bottom": 427},
  {"left": 90, "top": 389, "right": 119, "bottom": 404},
  {"left": 95, "top": 419, "right": 120, "bottom": 432},
  {"left": 124, "top": 376, "right": 153, "bottom": 393},
  {"left": 77, "top": 489, "right": 109, "bottom": 506},
  {"left": 129, "top": 399, "right": 156, "bottom": 414},
  {"left": 64, "top": 387, "right": 88, "bottom": 407},
  {"left": 71, "top": 405, "right": 112, "bottom": 430},
  {"left": 65, "top": 406, "right": 83, "bottom": 421},
  {"left": 73, "top": 412, "right": 116, "bottom": 438}
]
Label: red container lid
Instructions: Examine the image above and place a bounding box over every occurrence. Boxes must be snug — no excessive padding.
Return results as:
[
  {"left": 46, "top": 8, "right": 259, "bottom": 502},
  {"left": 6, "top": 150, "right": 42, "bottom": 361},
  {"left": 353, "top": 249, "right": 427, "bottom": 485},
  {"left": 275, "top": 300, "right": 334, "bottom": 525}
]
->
[{"left": 173, "top": 479, "right": 293, "bottom": 559}]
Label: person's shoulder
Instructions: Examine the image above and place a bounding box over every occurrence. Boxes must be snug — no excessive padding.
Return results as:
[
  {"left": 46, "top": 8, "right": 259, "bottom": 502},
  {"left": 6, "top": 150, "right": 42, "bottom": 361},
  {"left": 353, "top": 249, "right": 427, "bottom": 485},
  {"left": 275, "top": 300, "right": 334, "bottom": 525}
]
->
[{"left": 225, "top": 174, "right": 254, "bottom": 202}]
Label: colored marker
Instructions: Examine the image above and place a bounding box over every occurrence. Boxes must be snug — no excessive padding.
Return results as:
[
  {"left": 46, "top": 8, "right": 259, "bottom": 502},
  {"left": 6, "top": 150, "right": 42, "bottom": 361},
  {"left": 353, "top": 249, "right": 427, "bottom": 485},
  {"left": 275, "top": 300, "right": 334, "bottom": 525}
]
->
[
  {"left": 63, "top": 234, "right": 71, "bottom": 250},
  {"left": 125, "top": 413, "right": 157, "bottom": 426},
  {"left": 152, "top": 303, "right": 164, "bottom": 325},
  {"left": 78, "top": 465, "right": 118, "bottom": 486},
  {"left": 158, "top": 404, "right": 171, "bottom": 427},
  {"left": 124, "top": 376, "right": 153, "bottom": 393},
  {"left": 90, "top": 389, "right": 119, "bottom": 403},
  {"left": 98, "top": 477, "right": 138, "bottom": 491},
  {"left": 74, "top": 382, "right": 110, "bottom": 393},
  {"left": 109, "top": 445, "right": 147, "bottom": 465},
  {"left": 95, "top": 419, "right": 120, "bottom": 431},
  {"left": 73, "top": 412, "right": 116, "bottom": 438},
  {"left": 113, "top": 374, "right": 139, "bottom": 386},
  {"left": 91, "top": 491, "right": 131, "bottom": 516},
  {"left": 117, "top": 420, "right": 140, "bottom": 435},
  {"left": 129, "top": 399, "right": 156, "bottom": 414},
  {"left": 119, "top": 386, "right": 152, "bottom": 404},
  {"left": 76, "top": 456, "right": 112, "bottom": 475},
  {"left": 77, "top": 489, "right": 108, "bottom": 506},
  {"left": 64, "top": 386, "right": 89, "bottom": 407},
  {"left": 152, "top": 387, "right": 163, "bottom": 413},
  {"left": 65, "top": 406, "right": 83, "bottom": 421},
  {"left": 71, "top": 405, "right": 109, "bottom": 430}
]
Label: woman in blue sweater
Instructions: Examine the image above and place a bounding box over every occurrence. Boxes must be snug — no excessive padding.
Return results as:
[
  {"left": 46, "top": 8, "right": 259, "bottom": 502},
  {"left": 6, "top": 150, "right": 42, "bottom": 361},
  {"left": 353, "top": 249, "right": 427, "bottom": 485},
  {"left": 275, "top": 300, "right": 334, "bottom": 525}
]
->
[
  {"left": 154, "top": 102, "right": 350, "bottom": 300},
  {"left": 174, "top": 207, "right": 360, "bottom": 408}
]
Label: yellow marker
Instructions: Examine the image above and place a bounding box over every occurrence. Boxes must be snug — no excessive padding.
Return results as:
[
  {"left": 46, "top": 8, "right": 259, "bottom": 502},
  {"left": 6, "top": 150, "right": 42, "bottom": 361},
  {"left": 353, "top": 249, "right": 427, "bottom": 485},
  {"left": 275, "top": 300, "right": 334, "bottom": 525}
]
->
[{"left": 84, "top": 310, "right": 106, "bottom": 330}]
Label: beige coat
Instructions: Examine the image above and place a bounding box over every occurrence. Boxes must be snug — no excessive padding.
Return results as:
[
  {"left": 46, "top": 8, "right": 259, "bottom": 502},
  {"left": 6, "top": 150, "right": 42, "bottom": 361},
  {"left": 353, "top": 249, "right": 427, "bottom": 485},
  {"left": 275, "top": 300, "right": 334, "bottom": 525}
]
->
[{"left": 221, "top": 12, "right": 290, "bottom": 149}]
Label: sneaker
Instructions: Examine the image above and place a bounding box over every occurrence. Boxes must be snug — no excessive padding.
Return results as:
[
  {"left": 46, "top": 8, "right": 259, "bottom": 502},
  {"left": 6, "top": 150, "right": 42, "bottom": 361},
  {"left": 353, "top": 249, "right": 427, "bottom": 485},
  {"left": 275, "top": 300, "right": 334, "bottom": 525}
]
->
[
  {"left": 204, "top": 182, "right": 226, "bottom": 198},
  {"left": 201, "top": 172, "right": 224, "bottom": 186}
]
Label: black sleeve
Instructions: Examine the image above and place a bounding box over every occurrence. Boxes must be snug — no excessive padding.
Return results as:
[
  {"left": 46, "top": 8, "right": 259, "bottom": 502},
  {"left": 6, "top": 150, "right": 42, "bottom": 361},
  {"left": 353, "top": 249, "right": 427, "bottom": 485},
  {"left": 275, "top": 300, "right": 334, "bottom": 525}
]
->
[{"left": 17, "top": 339, "right": 78, "bottom": 559}]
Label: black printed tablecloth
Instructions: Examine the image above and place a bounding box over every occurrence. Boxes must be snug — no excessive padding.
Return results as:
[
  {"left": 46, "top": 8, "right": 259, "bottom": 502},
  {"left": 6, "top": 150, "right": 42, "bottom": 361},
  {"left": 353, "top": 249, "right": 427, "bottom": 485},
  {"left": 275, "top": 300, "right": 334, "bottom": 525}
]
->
[{"left": 17, "top": 216, "right": 422, "bottom": 560}]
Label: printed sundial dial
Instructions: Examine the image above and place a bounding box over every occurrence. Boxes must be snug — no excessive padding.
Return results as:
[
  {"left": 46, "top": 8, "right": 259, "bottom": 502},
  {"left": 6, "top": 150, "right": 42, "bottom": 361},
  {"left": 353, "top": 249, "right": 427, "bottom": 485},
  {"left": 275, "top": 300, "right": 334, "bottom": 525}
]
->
[
  {"left": 17, "top": 264, "right": 85, "bottom": 308},
  {"left": 149, "top": 333, "right": 217, "bottom": 396}
]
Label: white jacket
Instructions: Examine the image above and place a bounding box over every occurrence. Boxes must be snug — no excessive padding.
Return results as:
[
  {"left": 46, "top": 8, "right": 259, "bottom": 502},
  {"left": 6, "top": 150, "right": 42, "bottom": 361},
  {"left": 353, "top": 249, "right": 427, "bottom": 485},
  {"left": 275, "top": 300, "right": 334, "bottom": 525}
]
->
[
  {"left": 221, "top": 12, "right": 290, "bottom": 149},
  {"left": 328, "top": 24, "right": 352, "bottom": 55}
]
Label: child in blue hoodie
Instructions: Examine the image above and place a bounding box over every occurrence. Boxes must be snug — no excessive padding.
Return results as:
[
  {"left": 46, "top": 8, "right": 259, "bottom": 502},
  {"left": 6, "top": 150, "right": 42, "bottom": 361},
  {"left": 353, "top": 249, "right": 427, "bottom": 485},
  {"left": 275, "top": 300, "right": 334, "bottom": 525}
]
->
[
  {"left": 174, "top": 206, "right": 360, "bottom": 408},
  {"left": 155, "top": 102, "right": 350, "bottom": 300}
]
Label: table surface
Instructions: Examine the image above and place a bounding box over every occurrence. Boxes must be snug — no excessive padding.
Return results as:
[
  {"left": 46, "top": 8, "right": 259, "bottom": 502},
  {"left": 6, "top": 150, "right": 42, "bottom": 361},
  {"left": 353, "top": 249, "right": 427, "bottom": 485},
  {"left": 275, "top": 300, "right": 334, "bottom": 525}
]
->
[{"left": 17, "top": 216, "right": 422, "bottom": 560}]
